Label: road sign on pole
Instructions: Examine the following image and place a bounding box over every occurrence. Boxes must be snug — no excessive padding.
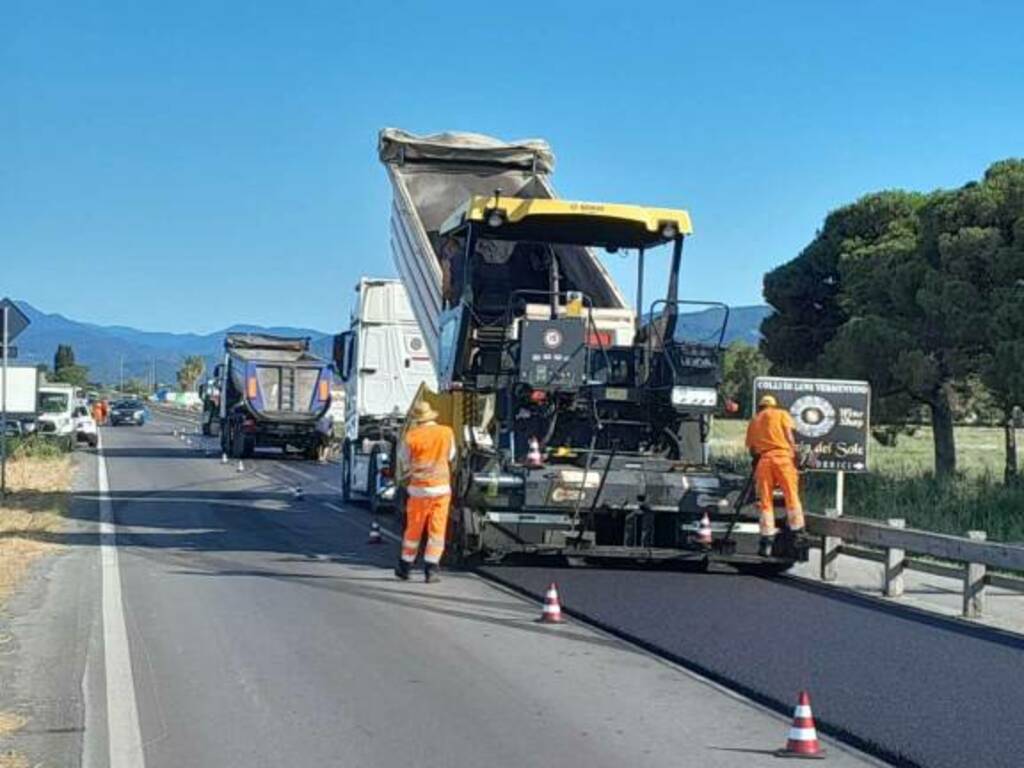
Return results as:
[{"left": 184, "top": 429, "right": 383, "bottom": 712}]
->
[
  {"left": 0, "top": 299, "right": 30, "bottom": 343},
  {"left": 1, "top": 298, "right": 31, "bottom": 502},
  {"left": 752, "top": 376, "right": 871, "bottom": 473}
]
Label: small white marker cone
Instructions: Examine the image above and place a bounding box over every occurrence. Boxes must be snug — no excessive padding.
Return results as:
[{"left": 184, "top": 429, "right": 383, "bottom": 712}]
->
[
  {"left": 540, "top": 583, "right": 564, "bottom": 623},
  {"left": 221, "top": 452, "right": 228, "bottom": 464},
  {"left": 236, "top": 460, "right": 244, "bottom": 473}
]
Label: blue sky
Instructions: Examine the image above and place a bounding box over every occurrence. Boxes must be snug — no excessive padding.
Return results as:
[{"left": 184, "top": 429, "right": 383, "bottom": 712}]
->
[{"left": 4, "top": 0, "right": 1023, "bottom": 334}]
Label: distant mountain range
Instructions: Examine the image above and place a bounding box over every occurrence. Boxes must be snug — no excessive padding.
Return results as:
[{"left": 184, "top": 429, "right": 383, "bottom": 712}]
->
[
  {"left": 7, "top": 300, "right": 771, "bottom": 385},
  {"left": 9, "top": 301, "right": 335, "bottom": 385}
]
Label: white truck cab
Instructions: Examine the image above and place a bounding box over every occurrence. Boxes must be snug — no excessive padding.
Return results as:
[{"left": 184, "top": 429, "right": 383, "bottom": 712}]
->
[
  {"left": 335, "top": 278, "right": 437, "bottom": 510},
  {"left": 37, "top": 383, "right": 77, "bottom": 450}
]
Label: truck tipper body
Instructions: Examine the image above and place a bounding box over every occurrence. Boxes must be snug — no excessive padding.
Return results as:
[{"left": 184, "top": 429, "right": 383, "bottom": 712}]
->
[
  {"left": 334, "top": 278, "right": 437, "bottom": 511},
  {"left": 216, "top": 333, "right": 332, "bottom": 459},
  {"left": 380, "top": 129, "right": 807, "bottom": 571}
]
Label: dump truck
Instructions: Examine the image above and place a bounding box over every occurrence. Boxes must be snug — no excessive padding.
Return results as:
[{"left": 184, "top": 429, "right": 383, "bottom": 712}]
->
[
  {"left": 215, "top": 333, "right": 333, "bottom": 459},
  {"left": 334, "top": 278, "right": 437, "bottom": 511},
  {"left": 380, "top": 129, "right": 807, "bottom": 572}
]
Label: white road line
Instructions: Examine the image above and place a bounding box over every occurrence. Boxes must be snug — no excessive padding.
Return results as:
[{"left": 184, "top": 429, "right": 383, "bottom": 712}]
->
[
  {"left": 324, "top": 501, "right": 402, "bottom": 543},
  {"left": 97, "top": 432, "right": 147, "bottom": 768}
]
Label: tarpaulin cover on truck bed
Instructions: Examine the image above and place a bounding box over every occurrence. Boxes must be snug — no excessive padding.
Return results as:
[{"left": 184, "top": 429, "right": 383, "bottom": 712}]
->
[
  {"left": 379, "top": 129, "right": 555, "bottom": 173},
  {"left": 226, "top": 334, "right": 321, "bottom": 363},
  {"left": 380, "top": 128, "right": 626, "bottom": 314}
]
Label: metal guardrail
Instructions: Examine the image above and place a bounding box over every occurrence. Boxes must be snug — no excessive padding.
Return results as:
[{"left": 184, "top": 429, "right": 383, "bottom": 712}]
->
[{"left": 806, "top": 511, "right": 1024, "bottom": 619}]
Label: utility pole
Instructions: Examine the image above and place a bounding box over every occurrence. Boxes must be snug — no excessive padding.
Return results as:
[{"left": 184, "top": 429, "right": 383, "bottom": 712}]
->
[{"left": 120, "top": 354, "right": 124, "bottom": 394}]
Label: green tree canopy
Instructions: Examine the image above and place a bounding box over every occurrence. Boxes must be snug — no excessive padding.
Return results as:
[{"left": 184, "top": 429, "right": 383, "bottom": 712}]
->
[
  {"left": 176, "top": 356, "right": 206, "bottom": 391},
  {"left": 52, "top": 343, "right": 89, "bottom": 388},
  {"left": 720, "top": 342, "right": 771, "bottom": 418},
  {"left": 761, "top": 169, "right": 1024, "bottom": 479}
]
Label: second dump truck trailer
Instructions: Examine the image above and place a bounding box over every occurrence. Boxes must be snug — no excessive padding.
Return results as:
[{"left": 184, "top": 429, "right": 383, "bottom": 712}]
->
[
  {"left": 380, "top": 128, "right": 807, "bottom": 571},
  {"left": 216, "top": 333, "right": 333, "bottom": 459}
]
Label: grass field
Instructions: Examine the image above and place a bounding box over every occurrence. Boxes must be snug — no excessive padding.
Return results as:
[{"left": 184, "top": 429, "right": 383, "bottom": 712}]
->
[
  {"left": 710, "top": 419, "right": 1012, "bottom": 478},
  {"left": 711, "top": 419, "right": 1024, "bottom": 542},
  {"left": 0, "top": 455, "right": 69, "bottom": 606}
]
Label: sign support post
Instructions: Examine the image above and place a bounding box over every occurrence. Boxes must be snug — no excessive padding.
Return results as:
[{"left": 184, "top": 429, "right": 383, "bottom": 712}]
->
[
  {"left": 835, "top": 470, "right": 845, "bottom": 517},
  {"left": 1, "top": 303, "right": 8, "bottom": 502},
  {"left": 0, "top": 299, "right": 32, "bottom": 504}
]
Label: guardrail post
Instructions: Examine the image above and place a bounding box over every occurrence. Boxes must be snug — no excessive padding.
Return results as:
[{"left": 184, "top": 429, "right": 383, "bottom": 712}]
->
[
  {"left": 883, "top": 518, "right": 906, "bottom": 597},
  {"left": 963, "top": 530, "right": 987, "bottom": 619},
  {"left": 820, "top": 507, "right": 841, "bottom": 582}
]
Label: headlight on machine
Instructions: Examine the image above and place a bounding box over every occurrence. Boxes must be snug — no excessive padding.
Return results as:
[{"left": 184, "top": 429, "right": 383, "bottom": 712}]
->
[{"left": 671, "top": 386, "right": 718, "bottom": 409}]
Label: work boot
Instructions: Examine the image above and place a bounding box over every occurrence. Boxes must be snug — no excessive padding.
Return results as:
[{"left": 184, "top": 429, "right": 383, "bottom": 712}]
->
[
  {"left": 424, "top": 564, "right": 442, "bottom": 584},
  {"left": 394, "top": 560, "right": 411, "bottom": 581},
  {"left": 758, "top": 535, "right": 776, "bottom": 558}
]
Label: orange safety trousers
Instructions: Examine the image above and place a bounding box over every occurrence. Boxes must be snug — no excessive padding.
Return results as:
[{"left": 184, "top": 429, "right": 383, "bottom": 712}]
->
[
  {"left": 401, "top": 495, "right": 450, "bottom": 565},
  {"left": 754, "top": 452, "right": 805, "bottom": 536}
]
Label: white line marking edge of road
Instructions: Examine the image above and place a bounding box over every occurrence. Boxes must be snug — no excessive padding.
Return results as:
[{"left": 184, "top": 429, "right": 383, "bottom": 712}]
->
[{"left": 97, "top": 431, "right": 147, "bottom": 768}]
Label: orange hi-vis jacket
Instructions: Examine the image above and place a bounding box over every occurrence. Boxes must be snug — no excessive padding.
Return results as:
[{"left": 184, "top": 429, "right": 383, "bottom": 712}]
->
[
  {"left": 399, "top": 423, "right": 456, "bottom": 498},
  {"left": 745, "top": 407, "right": 797, "bottom": 457}
]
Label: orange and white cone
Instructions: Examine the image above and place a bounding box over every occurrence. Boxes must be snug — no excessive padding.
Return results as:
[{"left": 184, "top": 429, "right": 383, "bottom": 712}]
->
[
  {"left": 368, "top": 521, "right": 383, "bottom": 545},
  {"left": 776, "top": 690, "right": 826, "bottom": 759},
  {"left": 696, "top": 512, "right": 713, "bottom": 547},
  {"left": 540, "top": 583, "right": 563, "bottom": 623},
  {"left": 526, "top": 437, "right": 543, "bottom": 468}
]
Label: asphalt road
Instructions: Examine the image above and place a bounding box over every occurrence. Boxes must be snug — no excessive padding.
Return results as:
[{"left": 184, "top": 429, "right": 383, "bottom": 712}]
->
[{"left": 0, "top": 412, "right": 881, "bottom": 767}]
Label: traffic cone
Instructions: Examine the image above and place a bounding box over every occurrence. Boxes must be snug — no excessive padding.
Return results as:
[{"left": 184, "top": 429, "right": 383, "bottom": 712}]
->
[
  {"left": 526, "top": 437, "right": 543, "bottom": 468},
  {"left": 696, "top": 512, "right": 713, "bottom": 547},
  {"left": 236, "top": 460, "right": 244, "bottom": 473},
  {"left": 368, "top": 521, "right": 383, "bottom": 544},
  {"left": 221, "top": 452, "right": 228, "bottom": 464},
  {"left": 776, "top": 691, "right": 826, "bottom": 759},
  {"left": 540, "top": 583, "right": 563, "bottom": 623}
]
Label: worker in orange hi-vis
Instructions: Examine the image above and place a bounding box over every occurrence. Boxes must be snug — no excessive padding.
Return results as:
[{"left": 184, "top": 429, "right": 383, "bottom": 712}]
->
[
  {"left": 745, "top": 394, "right": 806, "bottom": 557},
  {"left": 395, "top": 401, "right": 456, "bottom": 584}
]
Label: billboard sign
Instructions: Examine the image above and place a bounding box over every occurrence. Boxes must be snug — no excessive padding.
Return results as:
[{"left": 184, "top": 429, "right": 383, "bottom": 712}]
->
[{"left": 753, "top": 376, "right": 871, "bottom": 472}]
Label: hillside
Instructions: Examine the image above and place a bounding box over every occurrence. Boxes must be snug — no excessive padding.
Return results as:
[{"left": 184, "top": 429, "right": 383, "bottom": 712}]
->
[
  {"left": 9, "top": 300, "right": 771, "bottom": 385},
  {"left": 11, "top": 301, "right": 335, "bottom": 385}
]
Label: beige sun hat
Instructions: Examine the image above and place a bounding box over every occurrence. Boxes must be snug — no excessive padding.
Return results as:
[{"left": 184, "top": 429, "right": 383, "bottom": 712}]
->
[{"left": 410, "top": 401, "right": 440, "bottom": 424}]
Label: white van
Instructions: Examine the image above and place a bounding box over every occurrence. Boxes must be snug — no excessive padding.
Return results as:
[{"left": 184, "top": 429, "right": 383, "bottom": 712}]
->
[{"left": 37, "top": 383, "right": 77, "bottom": 450}]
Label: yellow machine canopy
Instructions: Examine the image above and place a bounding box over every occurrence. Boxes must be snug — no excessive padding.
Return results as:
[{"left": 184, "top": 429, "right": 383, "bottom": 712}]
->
[{"left": 440, "top": 196, "right": 693, "bottom": 249}]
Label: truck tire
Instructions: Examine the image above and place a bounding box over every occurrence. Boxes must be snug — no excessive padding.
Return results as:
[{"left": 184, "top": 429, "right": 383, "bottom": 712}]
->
[
  {"left": 444, "top": 506, "right": 480, "bottom": 568},
  {"left": 230, "top": 423, "right": 245, "bottom": 460},
  {"left": 341, "top": 443, "right": 352, "bottom": 503},
  {"left": 368, "top": 454, "right": 382, "bottom": 515}
]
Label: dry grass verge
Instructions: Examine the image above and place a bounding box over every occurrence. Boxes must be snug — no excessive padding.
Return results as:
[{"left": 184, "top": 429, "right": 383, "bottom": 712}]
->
[
  {"left": 0, "top": 752, "right": 29, "bottom": 768},
  {"left": 0, "top": 455, "right": 70, "bottom": 606}
]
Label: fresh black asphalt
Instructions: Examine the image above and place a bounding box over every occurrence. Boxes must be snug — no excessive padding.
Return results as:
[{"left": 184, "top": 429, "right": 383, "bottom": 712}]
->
[{"left": 479, "top": 564, "right": 1024, "bottom": 767}]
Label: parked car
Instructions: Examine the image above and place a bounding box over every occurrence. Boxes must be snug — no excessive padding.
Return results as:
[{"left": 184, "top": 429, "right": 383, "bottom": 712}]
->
[
  {"left": 72, "top": 405, "right": 99, "bottom": 448},
  {"left": 109, "top": 400, "right": 148, "bottom": 426}
]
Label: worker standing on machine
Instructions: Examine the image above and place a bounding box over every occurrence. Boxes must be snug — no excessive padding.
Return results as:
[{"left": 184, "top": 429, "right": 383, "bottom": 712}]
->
[
  {"left": 395, "top": 401, "right": 456, "bottom": 584},
  {"left": 745, "top": 394, "right": 806, "bottom": 556}
]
